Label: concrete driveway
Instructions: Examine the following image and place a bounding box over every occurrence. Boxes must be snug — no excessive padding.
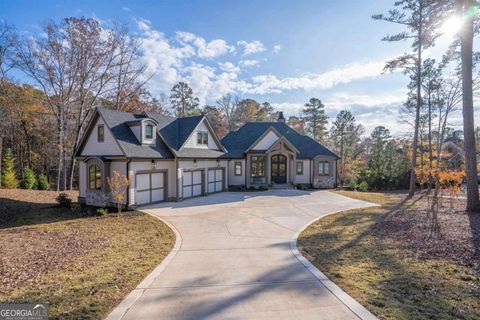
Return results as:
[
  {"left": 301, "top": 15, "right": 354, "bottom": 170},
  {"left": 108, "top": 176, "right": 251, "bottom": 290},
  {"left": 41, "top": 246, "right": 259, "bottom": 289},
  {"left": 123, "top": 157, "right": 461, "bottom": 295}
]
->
[{"left": 109, "top": 190, "right": 377, "bottom": 320}]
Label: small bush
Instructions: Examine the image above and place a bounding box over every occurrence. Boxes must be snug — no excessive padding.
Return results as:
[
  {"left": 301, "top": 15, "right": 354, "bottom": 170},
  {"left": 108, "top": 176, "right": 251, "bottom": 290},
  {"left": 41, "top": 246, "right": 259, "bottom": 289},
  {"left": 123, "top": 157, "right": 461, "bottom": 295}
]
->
[
  {"left": 21, "top": 167, "right": 37, "bottom": 189},
  {"left": 37, "top": 174, "right": 49, "bottom": 190},
  {"left": 56, "top": 192, "right": 72, "bottom": 207},
  {"left": 348, "top": 180, "right": 358, "bottom": 191},
  {"left": 96, "top": 208, "right": 109, "bottom": 216},
  {"left": 70, "top": 203, "right": 82, "bottom": 212},
  {"left": 358, "top": 181, "right": 369, "bottom": 192}
]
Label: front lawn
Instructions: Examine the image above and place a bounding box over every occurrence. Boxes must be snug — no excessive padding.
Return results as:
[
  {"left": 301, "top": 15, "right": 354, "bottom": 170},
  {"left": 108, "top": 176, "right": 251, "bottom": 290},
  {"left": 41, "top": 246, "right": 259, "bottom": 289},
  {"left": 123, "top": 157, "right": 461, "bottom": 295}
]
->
[
  {"left": 298, "top": 190, "right": 480, "bottom": 320},
  {"left": 0, "top": 189, "right": 175, "bottom": 320}
]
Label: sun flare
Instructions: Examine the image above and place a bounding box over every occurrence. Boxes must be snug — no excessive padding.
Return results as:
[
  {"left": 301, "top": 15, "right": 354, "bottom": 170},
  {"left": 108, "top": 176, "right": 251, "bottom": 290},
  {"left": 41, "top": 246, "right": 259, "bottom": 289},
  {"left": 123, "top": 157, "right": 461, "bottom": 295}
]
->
[{"left": 440, "top": 16, "right": 464, "bottom": 38}]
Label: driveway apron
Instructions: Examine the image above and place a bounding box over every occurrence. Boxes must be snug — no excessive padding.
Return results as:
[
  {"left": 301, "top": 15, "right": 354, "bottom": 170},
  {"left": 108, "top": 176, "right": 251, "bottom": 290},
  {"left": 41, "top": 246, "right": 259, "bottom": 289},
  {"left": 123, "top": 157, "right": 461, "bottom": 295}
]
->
[{"left": 119, "top": 190, "right": 376, "bottom": 320}]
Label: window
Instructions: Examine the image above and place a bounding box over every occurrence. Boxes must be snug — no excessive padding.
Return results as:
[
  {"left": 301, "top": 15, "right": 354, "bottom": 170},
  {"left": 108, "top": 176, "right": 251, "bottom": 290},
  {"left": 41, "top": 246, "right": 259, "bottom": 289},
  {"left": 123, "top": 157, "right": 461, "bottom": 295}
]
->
[
  {"left": 251, "top": 156, "right": 265, "bottom": 177},
  {"left": 296, "top": 161, "right": 304, "bottom": 175},
  {"left": 318, "top": 161, "right": 330, "bottom": 176},
  {"left": 97, "top": 125, "right": 104, "bottom": 142},
  {"left": 88, "top": 164, "right": 102, "bottom": 190},
  {"left": 234, "top": 162, "right": 242, "bottom": 176},
  {"left": 145, "top": 124, "right": 154, "bottom": 139},
  {"left": 197, "top": 131, "right": 208, "bottom": 145}
]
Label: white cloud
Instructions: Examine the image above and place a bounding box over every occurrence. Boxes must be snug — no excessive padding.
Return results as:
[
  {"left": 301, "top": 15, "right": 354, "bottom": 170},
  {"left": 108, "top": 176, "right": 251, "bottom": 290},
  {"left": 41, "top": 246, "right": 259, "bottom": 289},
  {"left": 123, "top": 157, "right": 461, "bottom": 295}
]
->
[
  {"left": 176, "top": 31, "right": 234, "bottom": 58},
  {"left": 237, "top": 61, "right": 386, "bottom": 94},
  {"left": 273, "top": 44, "right": 281, "bottom": 53},
  {"left": 239, "top": 59, "right": 259, "bottom": 67},
  {"left": 237, "top": 40, "right": 266, "bottom": 55},
  {"left": 122, "top": 7, "right": 131, "bottom": 12}
]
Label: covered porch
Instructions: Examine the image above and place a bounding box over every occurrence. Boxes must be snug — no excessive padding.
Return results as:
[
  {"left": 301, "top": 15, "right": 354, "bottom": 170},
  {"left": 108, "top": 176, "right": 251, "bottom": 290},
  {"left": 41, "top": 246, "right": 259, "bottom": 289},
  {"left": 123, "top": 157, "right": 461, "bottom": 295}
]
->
[{"left": 245, "top": 137, "right": 299, "bottom": 188}]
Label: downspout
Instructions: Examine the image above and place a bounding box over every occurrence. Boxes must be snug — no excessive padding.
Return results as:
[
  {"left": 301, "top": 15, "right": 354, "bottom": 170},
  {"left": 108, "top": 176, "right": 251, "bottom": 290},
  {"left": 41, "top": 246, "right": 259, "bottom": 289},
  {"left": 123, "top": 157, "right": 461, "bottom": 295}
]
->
[
  {"left": 174, "top": 157, "right": 179, "bottom": 201},
  {"left": 126, "top": 158, "right": 131, "bottom": 209}
]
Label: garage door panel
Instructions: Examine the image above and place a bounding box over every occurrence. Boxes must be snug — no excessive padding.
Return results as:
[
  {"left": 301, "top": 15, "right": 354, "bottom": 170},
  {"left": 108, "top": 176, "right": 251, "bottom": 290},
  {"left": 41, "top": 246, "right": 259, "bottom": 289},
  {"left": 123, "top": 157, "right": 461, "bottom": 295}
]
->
[
  {"left": 193, "top": 171, "right": 202, "bottom": 184},
  {"left": 152, "top": 189, "right": 164, "bottom": 202},
  {"left": 137, "top": 174, "right": 150, "bottom": 190},
  {"left": 183, "top": 172, "right": 192, "bottom": 185},
  {"left": 151, "top": 173, "right": 164, "bottom": 189},
  {"left": 208, "top": 170, "right": 215, "bottom": 181},
  {"left": 208, "top": 182, "right": 215, "bottom": 193},
  {"left": 183, "top": 186, "right": 192, "bottom": 198},
  {"left": 136, "top": 190, "right": 150, "bottom": 205},
  {"left": 135, "top": 171, "right": 166, "bottom": 205},
  {"left": 192, "top": 184, "right": 202, "bottom": 196},
  {"left": 215, "top": 181, "right": 222, "bottom": 191}
]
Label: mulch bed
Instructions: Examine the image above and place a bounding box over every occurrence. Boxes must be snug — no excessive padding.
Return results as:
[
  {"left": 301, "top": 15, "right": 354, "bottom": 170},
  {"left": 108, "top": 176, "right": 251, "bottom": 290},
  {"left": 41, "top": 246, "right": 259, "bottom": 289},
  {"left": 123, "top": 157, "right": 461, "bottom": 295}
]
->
[{"left": 372, "top": 196, "right": 480, "bottom": 273}]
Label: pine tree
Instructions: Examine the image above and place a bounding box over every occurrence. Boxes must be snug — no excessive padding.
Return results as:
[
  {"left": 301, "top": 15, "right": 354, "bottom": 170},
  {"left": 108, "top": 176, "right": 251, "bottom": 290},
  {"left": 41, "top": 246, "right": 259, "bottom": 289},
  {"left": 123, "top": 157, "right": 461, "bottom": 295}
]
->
[
  {"left": 169, "top": 82, "right": 200, "bottom": 117},
  {"left": 1, "top": 148, "right": 18, "bottom": 188},
  {"left": 21, "top": 167, "right": 37, "bottom": 189},
  {"left": 37, "top": 173, "right": 49, "bottom": 190},
  {"left": 373, "top": 0, "right": 444, "bottom": 197},
  {"left": 302, "top": 98, "right": 328, "bottom": 142}
]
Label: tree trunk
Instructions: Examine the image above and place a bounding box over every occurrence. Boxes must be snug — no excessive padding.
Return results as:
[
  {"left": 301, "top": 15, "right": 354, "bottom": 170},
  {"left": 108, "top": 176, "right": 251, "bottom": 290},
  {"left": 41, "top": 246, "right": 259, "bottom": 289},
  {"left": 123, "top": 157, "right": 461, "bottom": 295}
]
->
[
  {"left": 460, "top": 0, "right": 480, "bottom": 212},
  {"left": 0, "top": 137, "right": 2, "bottom": 187},
  {"left": 56, "top": 109, "right": 64, "bottom": 191},
  {"left": 409, "top": 1, "right": 423, "bottom": 198}
]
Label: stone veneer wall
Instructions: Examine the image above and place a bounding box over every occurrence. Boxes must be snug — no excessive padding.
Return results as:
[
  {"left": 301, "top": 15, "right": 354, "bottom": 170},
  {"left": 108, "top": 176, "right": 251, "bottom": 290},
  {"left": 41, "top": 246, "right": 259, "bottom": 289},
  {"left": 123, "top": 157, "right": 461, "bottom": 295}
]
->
[
  {"left": 313, "top": 176, "right": 335, "bottom": 188},
  {"left": 85, "top": 190, "right": 110, "bottom": 207}
]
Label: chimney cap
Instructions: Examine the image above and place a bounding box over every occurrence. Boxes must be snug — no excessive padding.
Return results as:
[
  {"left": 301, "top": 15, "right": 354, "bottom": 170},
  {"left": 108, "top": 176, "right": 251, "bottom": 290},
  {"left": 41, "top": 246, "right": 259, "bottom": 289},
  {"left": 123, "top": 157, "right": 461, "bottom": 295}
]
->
[{"left": 277, "top": 111, "right": 285, "bottom": 123}]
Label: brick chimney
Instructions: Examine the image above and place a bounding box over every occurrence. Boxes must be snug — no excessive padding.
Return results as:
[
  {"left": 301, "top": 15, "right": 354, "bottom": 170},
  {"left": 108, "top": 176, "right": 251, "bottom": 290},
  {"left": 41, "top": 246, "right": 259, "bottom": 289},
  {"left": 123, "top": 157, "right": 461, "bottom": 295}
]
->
[{"left": 277, "top": 111, "right": 285, "bottom": 123}]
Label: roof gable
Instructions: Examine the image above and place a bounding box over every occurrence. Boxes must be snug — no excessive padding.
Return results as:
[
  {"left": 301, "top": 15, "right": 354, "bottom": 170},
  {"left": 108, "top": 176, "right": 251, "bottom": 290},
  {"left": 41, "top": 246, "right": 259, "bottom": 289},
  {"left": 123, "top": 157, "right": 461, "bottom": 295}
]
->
[{"left": 221, "top": 122, "right": 338, "bottom": 159}]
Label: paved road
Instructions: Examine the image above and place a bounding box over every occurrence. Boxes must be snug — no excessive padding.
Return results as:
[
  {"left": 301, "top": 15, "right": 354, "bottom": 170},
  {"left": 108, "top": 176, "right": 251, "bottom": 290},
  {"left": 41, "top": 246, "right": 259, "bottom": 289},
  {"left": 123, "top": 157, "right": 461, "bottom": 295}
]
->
[{"left": 116, "top": 190, "right": 376, "bottom": 320}]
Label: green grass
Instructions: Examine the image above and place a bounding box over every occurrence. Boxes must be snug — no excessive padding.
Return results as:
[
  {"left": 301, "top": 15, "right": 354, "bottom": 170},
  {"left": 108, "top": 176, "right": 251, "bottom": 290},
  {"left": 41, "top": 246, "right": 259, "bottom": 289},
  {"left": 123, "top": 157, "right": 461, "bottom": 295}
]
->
[
  {"left": 0, "top": 190, "right": 175, "bottom": 320},
  {"left": 298, "top": 191, "right": 480, "bottom": 320}
]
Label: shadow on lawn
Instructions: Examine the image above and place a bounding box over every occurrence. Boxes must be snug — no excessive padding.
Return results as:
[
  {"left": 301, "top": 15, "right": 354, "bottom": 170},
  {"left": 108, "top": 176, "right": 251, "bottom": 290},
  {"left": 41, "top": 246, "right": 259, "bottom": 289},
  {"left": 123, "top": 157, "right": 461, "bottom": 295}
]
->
[
  {"left": 0, "top": 197, "right": 86, "bottom": 229},
  {"left": 299, "top": 195, "right": 480, "bottom": 320}
]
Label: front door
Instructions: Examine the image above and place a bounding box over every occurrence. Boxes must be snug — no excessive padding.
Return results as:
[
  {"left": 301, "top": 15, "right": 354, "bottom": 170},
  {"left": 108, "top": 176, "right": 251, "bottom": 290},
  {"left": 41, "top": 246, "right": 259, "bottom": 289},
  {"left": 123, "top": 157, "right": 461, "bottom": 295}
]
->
[{"left": 271, "top": 154, "right": 287, "bottom": 184}]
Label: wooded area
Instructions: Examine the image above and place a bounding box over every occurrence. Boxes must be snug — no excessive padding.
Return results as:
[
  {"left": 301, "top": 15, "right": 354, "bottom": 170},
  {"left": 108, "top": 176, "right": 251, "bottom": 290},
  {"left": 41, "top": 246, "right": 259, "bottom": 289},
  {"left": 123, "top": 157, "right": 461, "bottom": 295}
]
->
[{"left": 0, "top": 0, "right": 479, "bottom": 213}]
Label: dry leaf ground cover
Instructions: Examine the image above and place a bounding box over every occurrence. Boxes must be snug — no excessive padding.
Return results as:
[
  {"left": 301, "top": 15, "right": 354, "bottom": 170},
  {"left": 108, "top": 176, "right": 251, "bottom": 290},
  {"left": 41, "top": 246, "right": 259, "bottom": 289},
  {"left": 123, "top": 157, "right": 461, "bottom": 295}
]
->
[
  {"left": 0, "top": 188, "right": 175, "bottom": 319},
  {"left": 298, "top": 190, "right": 480, "bottom": 320}
]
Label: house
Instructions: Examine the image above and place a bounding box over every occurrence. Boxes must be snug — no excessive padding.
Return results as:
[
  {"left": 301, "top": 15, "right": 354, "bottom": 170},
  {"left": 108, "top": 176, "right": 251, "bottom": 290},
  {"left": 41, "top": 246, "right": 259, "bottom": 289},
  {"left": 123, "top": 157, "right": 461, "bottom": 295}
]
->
[{"left": 75, "top": 108, "right": 338, "bottom": 208}]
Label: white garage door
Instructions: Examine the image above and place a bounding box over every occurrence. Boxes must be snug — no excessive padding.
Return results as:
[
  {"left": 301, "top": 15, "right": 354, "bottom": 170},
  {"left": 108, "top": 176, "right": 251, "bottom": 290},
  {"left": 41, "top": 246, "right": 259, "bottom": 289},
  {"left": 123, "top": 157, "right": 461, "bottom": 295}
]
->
[
  {"left": 208, "top": 168, "right": 224, "bottom": 193},
  {"left": 182, "top": 170, "right": 203, "bottom": 199},
  {"left": 136, "top": 172, "right": 165, "bottom": 205}
]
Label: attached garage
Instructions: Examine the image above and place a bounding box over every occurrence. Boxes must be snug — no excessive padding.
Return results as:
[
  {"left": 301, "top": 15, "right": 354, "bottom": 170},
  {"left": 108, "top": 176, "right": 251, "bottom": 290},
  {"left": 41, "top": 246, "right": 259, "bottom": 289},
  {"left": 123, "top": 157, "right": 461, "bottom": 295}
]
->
[
  {"left": 208, "top": 168, "right": 224, "bottom": 193},
  {"left": 182, "top": 170, "right": 203, "bottom": 199},
  {"left": 135, "top": 171, "right": 166, "bottom": 205}
]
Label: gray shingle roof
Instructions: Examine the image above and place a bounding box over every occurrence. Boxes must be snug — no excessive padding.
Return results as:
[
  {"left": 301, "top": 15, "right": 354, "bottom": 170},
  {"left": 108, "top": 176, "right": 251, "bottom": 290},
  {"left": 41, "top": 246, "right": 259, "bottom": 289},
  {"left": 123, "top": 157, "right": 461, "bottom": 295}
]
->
[
  {"left": 174, "top": 148, "right": 225, "bottom": 158},
  {"left": 221, "top": 122, "right": 338, "bottom": 159},
  {"left": 97, "top": 108, "right": 174, "bottom": 159}
]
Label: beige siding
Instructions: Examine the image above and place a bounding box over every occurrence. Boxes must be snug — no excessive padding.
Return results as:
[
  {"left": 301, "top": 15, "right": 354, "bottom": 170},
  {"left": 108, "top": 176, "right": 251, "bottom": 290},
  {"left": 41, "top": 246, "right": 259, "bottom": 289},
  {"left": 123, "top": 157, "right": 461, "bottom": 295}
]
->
[
  {"left": 295, "top": 159, "right": 311, "bottom": 184},
  {"left": 251, "top": 130, "right": 279, "bottom": 150},
  {"left": 81, "top": 117, "right": 123, "bottom": 156},
  {"left": 228, "top": 160, "right": 245, "bottom": 186},
  {"left": 183, "top": 120, "right": 221, "bottom": 150}
]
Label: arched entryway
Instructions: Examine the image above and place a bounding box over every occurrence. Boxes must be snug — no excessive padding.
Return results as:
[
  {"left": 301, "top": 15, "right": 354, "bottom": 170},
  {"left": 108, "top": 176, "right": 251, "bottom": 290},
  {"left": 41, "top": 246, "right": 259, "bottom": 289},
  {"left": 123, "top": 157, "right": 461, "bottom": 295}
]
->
[{"left": 271, "top": 154, "right": 287, "bottom": 184}]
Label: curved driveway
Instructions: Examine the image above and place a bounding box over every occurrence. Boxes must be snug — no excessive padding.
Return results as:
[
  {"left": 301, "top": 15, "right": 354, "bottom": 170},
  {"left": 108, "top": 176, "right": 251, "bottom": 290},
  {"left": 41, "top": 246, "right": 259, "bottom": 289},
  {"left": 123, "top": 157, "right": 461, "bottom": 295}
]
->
[{"left": 114, "top": 190, "right": 377, "bottom": 320}]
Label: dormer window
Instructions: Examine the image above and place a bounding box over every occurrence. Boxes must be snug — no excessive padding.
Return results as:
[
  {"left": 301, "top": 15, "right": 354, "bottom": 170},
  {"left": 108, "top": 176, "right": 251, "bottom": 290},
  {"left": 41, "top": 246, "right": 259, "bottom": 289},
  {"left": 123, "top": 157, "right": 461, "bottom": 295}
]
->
[
  {"left": 145, "top": 124, "right": 154, "bottom": 139},
  {"left": 197, "top": 131, "right": 208, "bottom": 145}
]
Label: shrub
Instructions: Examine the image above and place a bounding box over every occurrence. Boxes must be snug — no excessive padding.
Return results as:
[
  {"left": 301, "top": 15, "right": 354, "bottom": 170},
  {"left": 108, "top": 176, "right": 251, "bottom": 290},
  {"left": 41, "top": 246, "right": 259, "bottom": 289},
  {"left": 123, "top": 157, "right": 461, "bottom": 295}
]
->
[
  {"left": 70, "top": 203, "right": 82, "bottom": 212},
  {"left": 21, "top": 167, "right": 37, "bottom": 189},
  {"left": 37, "top": 174, "right": 49, "bottom": 190},
  {"left": 56, "top": 192, "right": 72, "bottom": 207},
  {"left": 96, "top": 208, "right": 109, "bottom": 216},
  {"left": 348, "top": 180, "right": 358, "bottom": 191},
  {"left": 358, "top": 181, "right": 369, "bottom": 192},
  {"left": 1, "top": 148, "right": 18, "bottom": 188}
]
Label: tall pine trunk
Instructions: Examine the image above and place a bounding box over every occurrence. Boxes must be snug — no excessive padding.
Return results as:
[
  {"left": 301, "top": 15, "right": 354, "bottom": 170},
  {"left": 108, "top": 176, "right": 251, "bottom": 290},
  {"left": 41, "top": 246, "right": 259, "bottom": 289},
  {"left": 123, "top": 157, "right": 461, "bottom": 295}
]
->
[
  {"left": 408, "top": 0, "right": 423, "bottom": 198},
  {"left": 460, "top": 0, "right": 480, "bottom": 212}
]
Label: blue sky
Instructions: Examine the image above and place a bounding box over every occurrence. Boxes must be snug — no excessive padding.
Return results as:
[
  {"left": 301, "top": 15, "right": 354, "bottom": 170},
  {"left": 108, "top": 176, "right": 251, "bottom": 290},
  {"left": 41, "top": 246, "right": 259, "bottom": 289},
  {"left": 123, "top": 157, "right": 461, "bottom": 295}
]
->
[{"left": 1, "top": 0, "right": 476, "bottom": 135}]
